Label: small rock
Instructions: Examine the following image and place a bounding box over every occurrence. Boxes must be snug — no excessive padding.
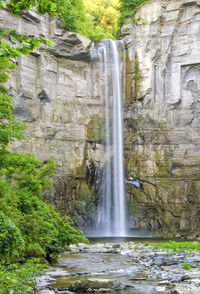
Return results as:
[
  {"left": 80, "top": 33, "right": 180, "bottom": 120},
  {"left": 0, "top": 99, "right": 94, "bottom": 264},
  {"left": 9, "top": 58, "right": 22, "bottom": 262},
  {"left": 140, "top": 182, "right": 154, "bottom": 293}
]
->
[
  {"left": 112, "top": 244, "right": 120, "bottom": 249},
  {"left": 39, "top": 290, "right": 55, "bottom": 294},
  {"left": 181, "top": 274, "right": 190, "bottom": 281},
  {"left": 155, "top": 286, "right": 167, "bottom": 293},
  {"left": 113, "top": 281, "right": 126, "bottom": 290}
]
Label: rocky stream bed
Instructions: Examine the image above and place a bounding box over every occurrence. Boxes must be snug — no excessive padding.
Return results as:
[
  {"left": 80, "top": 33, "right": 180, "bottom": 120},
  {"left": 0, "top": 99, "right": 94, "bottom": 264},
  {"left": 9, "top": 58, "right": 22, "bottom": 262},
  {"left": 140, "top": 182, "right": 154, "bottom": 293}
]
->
[{"left": 38, "top": 240, "right": 200, "bottom": 294}]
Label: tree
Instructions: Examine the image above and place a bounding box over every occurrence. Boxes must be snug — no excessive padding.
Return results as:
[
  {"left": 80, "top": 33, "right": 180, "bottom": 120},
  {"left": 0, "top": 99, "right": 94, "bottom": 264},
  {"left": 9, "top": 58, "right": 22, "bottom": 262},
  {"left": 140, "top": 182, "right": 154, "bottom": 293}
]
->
[
  {"left": 83, "top": 0, "right": 120, "bottom": 39},
  {"left": 0, "top": 1, "right": 87, "bottom": 292}
]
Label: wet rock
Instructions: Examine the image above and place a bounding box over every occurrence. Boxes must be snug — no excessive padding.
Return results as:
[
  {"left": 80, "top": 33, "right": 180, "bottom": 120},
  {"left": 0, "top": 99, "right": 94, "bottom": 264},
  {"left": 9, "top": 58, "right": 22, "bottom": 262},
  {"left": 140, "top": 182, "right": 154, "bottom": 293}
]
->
[
  {"left": 39, "top": 290, "right": 55, "bottom": 294},
  {"left": 180, "top": 274, "right": 190, "bottom": 281},
  {"left": 37, "top": 275, "right": 56, "bottom": 288},
  {"left": 191, "top": 255, "right": 200, "bottom": 263},
  {"left": 69, "top": 244, "right": 79, "bottom": 252},
  {"left": 154, "top": 257, "right": 183, "bottom": 267},
  {"left": 39, "top": 242, "right": 200, "bottom": 294},
  {"left": 112, "top": 244, "right": 120, "bottom": 249},
  {"left": 126, "top": 282, "right": 135, "bottom": 288},
  {"left": 171, "top": 284, "right": 200, "bottom": 294},
  {"left": 47, "top": 269, "right": 69, "bottom": 278},
  {"left": 113, "top": 281, "right": 126, "bottom": 290},
  {"left": 155, "top": 286, "right": 168, "bottom": 293},
  {"left": 68, "top": 278, "right": 126, "bottom": 293}
]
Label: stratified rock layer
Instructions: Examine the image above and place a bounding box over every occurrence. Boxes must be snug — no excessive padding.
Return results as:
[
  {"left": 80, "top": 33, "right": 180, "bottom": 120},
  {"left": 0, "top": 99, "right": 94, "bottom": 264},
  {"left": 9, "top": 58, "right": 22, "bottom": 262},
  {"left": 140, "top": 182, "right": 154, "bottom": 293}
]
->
[
  {"left": 2, "top": 9, "right": 103, "bottom": 229},
  {"left": 2, "top": 0, "right": 200, "bottom": 238},
  {"left": 122, "top": 0, "right": 200, "bottom": 238}
]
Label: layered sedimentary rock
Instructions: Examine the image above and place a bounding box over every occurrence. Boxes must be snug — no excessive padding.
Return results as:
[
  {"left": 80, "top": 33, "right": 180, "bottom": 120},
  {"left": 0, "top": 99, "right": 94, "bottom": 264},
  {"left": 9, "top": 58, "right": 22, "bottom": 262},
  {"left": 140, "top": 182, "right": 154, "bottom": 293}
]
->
[
  {"left": 2, "top": 0, "right": 200, "bottom": 238},
  {"left": 1, "top": 9, "right": 104, "bottom": 229},
  {"left": 121, "top": 0, "right": 200, "bottom": 238}
]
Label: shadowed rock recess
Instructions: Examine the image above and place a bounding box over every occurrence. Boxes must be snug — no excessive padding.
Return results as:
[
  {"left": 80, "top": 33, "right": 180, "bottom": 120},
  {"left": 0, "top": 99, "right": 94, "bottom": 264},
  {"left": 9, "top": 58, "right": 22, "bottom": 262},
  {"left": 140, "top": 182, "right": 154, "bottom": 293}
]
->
[{"left": 2, "top": 0, "right": 200, "bottom": 238}]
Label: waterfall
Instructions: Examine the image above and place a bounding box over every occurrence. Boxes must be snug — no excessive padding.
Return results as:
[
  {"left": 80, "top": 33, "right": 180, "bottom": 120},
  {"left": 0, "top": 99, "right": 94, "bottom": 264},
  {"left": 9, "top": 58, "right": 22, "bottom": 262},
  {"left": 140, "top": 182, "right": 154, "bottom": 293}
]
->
[{"left": 91, "top": 39, "right": 127, "bottom": 237}]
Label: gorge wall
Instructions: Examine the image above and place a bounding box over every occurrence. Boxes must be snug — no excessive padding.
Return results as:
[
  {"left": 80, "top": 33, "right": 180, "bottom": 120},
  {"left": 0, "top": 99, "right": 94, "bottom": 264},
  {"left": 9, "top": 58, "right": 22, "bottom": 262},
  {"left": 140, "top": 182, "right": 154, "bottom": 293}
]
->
[
  {"left": 122, "top": 0, "right": 200, "bottom": 238},
  {"left": 1, "top": 0, "right": 200, "bottom": 238},
  {"left": 1, "top": 9, "right": 104, "bottom": 230}
]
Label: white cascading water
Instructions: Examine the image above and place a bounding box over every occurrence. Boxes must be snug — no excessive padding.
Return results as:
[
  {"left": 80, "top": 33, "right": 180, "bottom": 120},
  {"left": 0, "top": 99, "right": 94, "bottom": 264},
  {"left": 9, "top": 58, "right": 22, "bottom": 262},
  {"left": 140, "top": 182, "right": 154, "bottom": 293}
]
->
[{"left": 91, "top": 39, "right": 127, "bottom": 237}]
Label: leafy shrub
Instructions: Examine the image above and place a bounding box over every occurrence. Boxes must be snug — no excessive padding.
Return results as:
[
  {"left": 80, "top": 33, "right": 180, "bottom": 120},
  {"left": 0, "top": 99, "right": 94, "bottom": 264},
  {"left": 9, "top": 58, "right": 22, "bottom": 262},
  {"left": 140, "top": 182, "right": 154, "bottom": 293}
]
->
[
  {"left": 0, "top": 212, "right": 25, "bottom": 264},
  {"left": 0, "top": 259, "right": 46, "bottom": 294},
  {"left": 51, "top": 0, "right": 120, "bottom": 40},
  {"left": 0, "top": 181, "right": 87, "bottom": 263},
  {"left": 118, "top": 0, "right": 151, "bottom": 26}
]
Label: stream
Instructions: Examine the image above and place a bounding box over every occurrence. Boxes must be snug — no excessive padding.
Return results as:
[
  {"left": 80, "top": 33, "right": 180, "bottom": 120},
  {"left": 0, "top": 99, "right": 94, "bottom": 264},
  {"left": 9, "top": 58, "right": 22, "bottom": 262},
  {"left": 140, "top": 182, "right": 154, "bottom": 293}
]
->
[{"left": 39, "top": 238, "right": 200, "bottom": 294}]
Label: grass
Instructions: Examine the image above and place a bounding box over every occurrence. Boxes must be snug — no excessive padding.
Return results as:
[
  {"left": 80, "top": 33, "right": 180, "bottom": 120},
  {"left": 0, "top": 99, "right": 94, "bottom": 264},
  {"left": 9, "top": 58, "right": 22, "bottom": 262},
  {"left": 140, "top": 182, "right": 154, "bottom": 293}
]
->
[
  {"left": 153, "top": 240, "right": 200, "bottom": 253},
  {"left": 181, "top": 260, "right": 192, "bottom": 270}
]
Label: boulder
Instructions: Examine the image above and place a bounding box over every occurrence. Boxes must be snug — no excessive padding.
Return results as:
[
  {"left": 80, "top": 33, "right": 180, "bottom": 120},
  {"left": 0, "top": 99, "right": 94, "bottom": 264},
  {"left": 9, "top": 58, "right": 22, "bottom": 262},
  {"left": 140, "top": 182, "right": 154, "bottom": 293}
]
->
[{"left": 68, "top": 278, "right": 126, "bottom": 293}]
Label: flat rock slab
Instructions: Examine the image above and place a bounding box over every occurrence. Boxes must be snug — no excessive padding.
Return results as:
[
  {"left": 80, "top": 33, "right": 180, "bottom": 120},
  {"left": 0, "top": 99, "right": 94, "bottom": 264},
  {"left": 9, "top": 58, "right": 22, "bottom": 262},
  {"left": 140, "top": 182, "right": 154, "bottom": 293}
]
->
[
  {"left": 68, "top": 278, "right": 126, "bottom": 293},
  {"left": 171, "top": 284, "right": 200, "bottom": 294}
]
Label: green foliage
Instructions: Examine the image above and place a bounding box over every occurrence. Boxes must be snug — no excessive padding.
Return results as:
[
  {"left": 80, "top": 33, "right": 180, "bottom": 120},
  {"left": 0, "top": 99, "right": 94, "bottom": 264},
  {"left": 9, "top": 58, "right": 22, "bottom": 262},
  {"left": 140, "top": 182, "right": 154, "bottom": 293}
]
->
[
  {"left": 0, "top": 1, "right": 88, "bottom": 292},
  {"left": 83, "top": 0, "right": 120, "bottom": 40},
  {"left": 153, "top": 240, "right": 200, "bottom": 253},
  {"left": 4, "top": 0, "right": 56, "bottom": 16},
  {"left": 53, "top": 0, "right": 119, "bottom": 40},
  {"left": 0, "top": 259, "right": 46, "bottom": 294},
  {"left": 86, "top": 24, "right": 116, "bottom": 41},
  {"left": 0, "top": 152, "right": 55, "bottom": 193},
  {"left": 134, "top": 245, "right": 139, "bottom": 251},
  {"left": 118, "top": 0, "right": 151, "bottom": 26},
  {"left": 0, "top": 212, "right": 25, "bottom": 264},
  {"left": 143, "top": 241, "right": 149, "bottom": 246},
  {"left": 0, "top": 180, "right": 87, "bottom": 263},
  {"left": 54, "top": 0, "right": 88, "bottom": 35},
  {"left": 181, "top": 260, "right": 192, "bottom": 270}
]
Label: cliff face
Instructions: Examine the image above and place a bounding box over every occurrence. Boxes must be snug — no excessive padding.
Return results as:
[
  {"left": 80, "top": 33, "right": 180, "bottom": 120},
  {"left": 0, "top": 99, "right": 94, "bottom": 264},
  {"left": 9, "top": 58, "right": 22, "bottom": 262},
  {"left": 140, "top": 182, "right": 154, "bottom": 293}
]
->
[
  {"left": 122, "top": 0, "right": 200, "bottom": 238},
  {"left": 2, "top": 9, "right": 104, "bottom": 229},
  {"left": 2, "top": 0, "right": 200, "bottom": 238}
]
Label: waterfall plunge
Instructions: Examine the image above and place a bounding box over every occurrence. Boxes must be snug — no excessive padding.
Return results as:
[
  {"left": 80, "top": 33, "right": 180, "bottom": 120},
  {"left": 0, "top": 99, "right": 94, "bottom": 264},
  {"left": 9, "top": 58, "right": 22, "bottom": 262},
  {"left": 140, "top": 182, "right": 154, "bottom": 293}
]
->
[{"left": 91, "top": 39, "right": 127, "bottom": 237}]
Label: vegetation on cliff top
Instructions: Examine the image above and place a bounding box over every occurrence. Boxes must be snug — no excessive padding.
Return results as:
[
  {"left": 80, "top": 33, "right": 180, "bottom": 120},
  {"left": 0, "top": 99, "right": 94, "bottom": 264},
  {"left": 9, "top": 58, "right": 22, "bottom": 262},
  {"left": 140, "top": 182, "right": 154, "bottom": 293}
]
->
[
  {"left": 2, "top": 1, "right": 151, "bottom": 41},
  {"left": 53, "top": 0, "right": 151, "bottom": 40},
  {"left": 0, "top": 1, "right": 87, "bottom": 293},
  {"left": 83, "top": 0, "right": 120, "bottom": 40},
  {"left": 54, "top": 0, "right": 119, "bottom": 40},
  {"left": 118, "top": 0, "right": 151, "bottom": 26}
]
